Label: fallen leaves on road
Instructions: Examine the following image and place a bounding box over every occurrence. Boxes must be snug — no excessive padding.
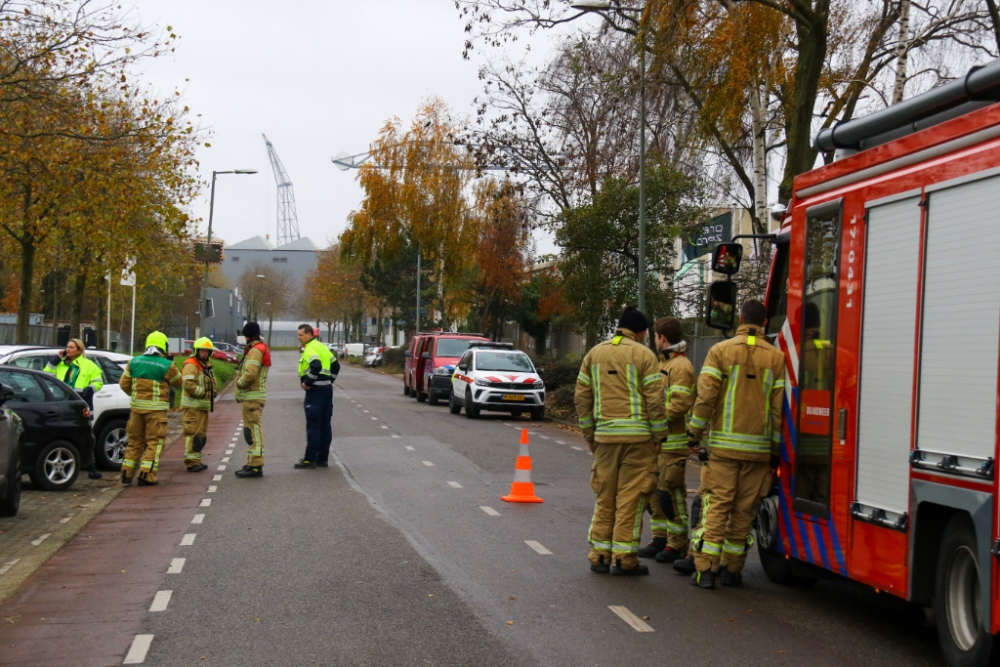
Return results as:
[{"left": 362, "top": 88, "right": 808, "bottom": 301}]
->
[
  {"left": 507, "top": 621, "right": 513, "bottom": 625},
  {"left": 642, "top": 616, "right": 650, "bottom": 620},
  {"left": 508, "top": 596, "right": 515, "bottom": 600}
]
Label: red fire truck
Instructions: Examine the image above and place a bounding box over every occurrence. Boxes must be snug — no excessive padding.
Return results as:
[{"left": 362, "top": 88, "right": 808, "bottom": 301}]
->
[{"left": 708, "top": 60, "right": 1000, "bottom": 666}]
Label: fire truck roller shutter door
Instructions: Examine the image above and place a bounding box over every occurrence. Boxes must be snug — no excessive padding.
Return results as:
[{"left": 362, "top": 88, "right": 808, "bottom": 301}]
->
[
  {"left": 856, "top": 195, "right": 922, "bottom": 516},
  {"left": 918, "top": 175, "right": 1000, "bottom": 463}
]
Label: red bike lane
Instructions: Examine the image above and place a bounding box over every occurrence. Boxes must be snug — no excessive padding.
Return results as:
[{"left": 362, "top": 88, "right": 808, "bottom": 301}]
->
[{"left": 0, "top": 399, "right": 243, "bottom": 667}]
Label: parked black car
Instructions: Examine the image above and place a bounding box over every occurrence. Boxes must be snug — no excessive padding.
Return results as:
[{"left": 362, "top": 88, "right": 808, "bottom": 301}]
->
[
  {"left": 0, "top": 383, "right": 24, "bottom": 517},
  {"left": 0, "top": 367, "right": 94, "bottom": 491}
]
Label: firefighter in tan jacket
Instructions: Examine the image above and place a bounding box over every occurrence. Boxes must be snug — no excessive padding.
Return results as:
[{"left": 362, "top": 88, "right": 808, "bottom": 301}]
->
[
  {"left": 575, "top": 308, "right": 668, "bottom": 576},
  {"left": 119, "top": 332, "right": 183, "bottom": 486},
  {"left": 181, "top": 338, "right": 216, "bottom": 473},
  {"left": 234, "top": 322, "right": 269, "bottom": 479},
  {"left": 682, "top": 300, "right": 785, "bottom": 589},
  {"left": 638, "top": 317, "right": 696, "bottom": 564}
]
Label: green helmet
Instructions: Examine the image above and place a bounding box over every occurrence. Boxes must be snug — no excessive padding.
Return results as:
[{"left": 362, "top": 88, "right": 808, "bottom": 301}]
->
[
  {"left": 145, "top": 331, "right": 169, "bottom": 353},
  {"left": 193, "top": 337, "right": 214, "bottom": 351}
]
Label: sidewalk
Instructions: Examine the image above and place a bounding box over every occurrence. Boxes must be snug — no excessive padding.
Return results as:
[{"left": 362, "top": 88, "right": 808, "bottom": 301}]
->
[{"left": 0, "top": 399, "right": 243, "bottom": 667}]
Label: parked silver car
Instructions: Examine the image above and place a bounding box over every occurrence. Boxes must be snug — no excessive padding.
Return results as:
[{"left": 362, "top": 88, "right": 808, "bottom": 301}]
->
[{"left": 0, "top": 383, "right": 25, "bottom": 517}]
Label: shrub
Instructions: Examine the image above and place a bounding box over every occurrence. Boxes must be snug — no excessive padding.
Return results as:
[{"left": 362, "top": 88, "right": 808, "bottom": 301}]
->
[
  {"left": 546, "top": 385, "right": 576, "bottom": 419},
  {"left": 382, "top": 347, "right": 405, "bottom": 371},
  {"left": 533, "top": 356, "right": 580, "bottom": 392}
]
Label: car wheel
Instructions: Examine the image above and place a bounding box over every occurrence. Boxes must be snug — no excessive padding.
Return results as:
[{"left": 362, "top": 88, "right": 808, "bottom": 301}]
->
[
  {"left": 449, "top": 391, "right": 461, "bottom": 415},
  {"left": 935, "top": 514, "right": 998, "bottom": 667},
  {"left": 95, "top": 419, "right": 128, "bottom": 471},
  {"left": 428, "top": 391, "right": 439, "bottom": 406},
  {"left": 404, "top": 381, "right": 411, "bottom": 396},
  {"left": 511, "top": 411, "right": 523, "bottom": 418},
  {"left": 0, "top": 445, "right": 22, "bottom": 518},
  {"left": 530, "top": 408, "right": 544, "bottom": 421},
  {"left": 30, "top": 440, "right": 80, "bottom": 491},
  {"left": 465, "top": 389, "right": 479, "bottom": 419}
]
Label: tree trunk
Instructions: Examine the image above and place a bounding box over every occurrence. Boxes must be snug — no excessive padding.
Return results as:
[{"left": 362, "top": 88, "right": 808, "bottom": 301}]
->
[
  {"left": 437, "top": 241, "right": 447, "bottom": 329},
  {"left": 892, "top": 0, "right": 911, "bottom": 105},
  {"left": 586, "top": 324, "right": 598, "bottom": 353},
  {"left": 778, "top": 11, "right": 828, "bottom": 204},
  {"left": 16, "top": 240, "right": 35, "bottom": 344},
  {"left": 750, "top": 86, "right": 768, "bottom": 238},
  {"left": 988, "top": 0, "right": 1000, "bottom": 55},
  {"left": 70, "top": 270, "right": 87, "bottom": 340}
]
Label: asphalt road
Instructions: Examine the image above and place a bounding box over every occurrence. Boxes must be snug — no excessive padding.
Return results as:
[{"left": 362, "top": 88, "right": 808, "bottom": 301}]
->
[{"left": 134, "top": 353, "right": 944, "bottom": 667}]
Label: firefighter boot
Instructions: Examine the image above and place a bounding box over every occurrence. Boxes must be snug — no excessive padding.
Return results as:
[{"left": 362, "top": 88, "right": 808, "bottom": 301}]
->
[
  {"left": 720, "top": 566, "right": 743, "bottom": 587},
  {"left": 691, "top": 569, "right": 716, "bottom": 589},
  {"left": 235, "top": 465, "right": 263, "bottom": 478},
  {"left": 638, "top": 537, "right": 668, "bottom": 559},
  {"left": 590, "top": 555, "right": 610, "bottom": 574},
  {"left": 294, "top": 459, "right": 317, "bottom": 469},
  {"left": 187, "top": 464, "right": 208, "bottom": 473},
  {"left": 611, "top": 559, "right": 650, "bottom": 576},
  {"left": 672, "top": 556, "right": 696, "bottom": 575},
  {"left": 656, "top": 547, "right": 685, "bottom": 563},
  {"left": 136, "top": 472, "right": 158, "bottom": 487}
]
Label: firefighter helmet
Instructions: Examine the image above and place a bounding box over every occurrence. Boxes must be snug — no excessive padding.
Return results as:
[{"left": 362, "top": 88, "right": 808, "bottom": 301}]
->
[{"left": 193, "top": 337, "right": 215, "bottom": 351}]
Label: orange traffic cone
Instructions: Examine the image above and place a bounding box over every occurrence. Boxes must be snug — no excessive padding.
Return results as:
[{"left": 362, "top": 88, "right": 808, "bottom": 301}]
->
[{"left": 502, "top": 429, "right": 543, "bottom": 503}]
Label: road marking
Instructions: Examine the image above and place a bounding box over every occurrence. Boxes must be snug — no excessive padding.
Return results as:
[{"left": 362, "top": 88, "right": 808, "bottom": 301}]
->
[
  {"left": 212, "top": 475, "right": 222, "bottom": 481},
  {"left": 572, "top": 446, "right": 584, "bottom": 451},
  {"left": 422, "top": 461, "right": 435, "bottom": 467},
  {"left": 191, "top": 514, "right": 205, "bottom": 524},
  {"left": 31, "top": 534, "right": 51, "bottom": 546},
  {"left": 502, "top": 422, "right": 512, "bottom": 427},
  {"left": 167, "top": 558, "right": 185, "bottom": 574},
  {"left": 392, "top": 435, "right": 400, "bottom": 439},
  {"left": 371, "top": 417, "right": 378, "bottom": 421},
  {"left": 208, "top": 485, "right": 217, "bottom": 493},
  {"left": 0, "top": 558, "right": 19, "bottom": 575},
  {"left": 221, "top": 457, "right": 230, "bottom": 463},
  {"left": 149, "top": 590, "right": 172, "bottom": 612},
  {"left": 480, "top": 506, "right": 501, "bottom": 516},
  {"left": 180, "top": 534, "right": 196, "bottom": 546},
  {"left": 556, "top": 440, "right": 565, "bottom": 445},
  {"left": 123, "top": 634, "right": 154, "bottom": 664},
  {"left": 405, "top": 446, "right": 415, "bottom": 451},
  {"left": 217, "top": 464, "right": 227, "bottom": 471},
  {"left": 199, "top": 499, "right": 212, "bottom": 508},
  {"left": 525, "top": 540, "right": 552, "bottom": 555},
  {"left": 608, "top": 606, "right": 654, "bottom": 632},
  {"left": 226, "top": 450, "right": 233, "bottom": 455},
  {"left": 363, "top": 410, "right": 370, "bottom": 414},
  {"left": 540, "top": 436, "right": 550, "bottom": 440},
  {"left": 380, "top": 425, "right": 388, "bottom": 429},
  {"left": 230, "top": 437, "right": 238, "bottom": 442},
  {"left": 447, "top": 481, "right": 462, "bottom": 488},
  {"left": 59, "top": 515, "right": 72, "bottom": 524}
]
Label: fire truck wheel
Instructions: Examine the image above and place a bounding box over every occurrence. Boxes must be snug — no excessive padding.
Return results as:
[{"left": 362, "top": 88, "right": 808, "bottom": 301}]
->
[
  {"left": 934, "top": 514, "right": 997, "bottom": 667},
  {"left": 757, "top": 545, "right": 817, "bottom": 587}
]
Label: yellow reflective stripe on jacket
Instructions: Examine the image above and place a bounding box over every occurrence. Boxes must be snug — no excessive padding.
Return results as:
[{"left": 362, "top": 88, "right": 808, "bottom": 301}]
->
[
  {"left": 661, "top": 433, "right": 689, "bottom": 450},
  {"left": 131, "top": 398, "right": 170, "bottom": 411},
  {"left": 591, "top": 363, "right": 602, "bottom": 421}
]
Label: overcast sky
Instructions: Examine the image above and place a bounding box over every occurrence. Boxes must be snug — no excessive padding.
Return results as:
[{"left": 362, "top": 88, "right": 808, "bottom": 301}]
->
[{"left": 133, "top": 0, "right": 579, "bottom": 254}]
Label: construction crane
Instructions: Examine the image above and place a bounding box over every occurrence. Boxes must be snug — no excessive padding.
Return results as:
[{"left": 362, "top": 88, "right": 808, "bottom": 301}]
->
[{"left": 263, "top": 134, "right": 300, "bottom": 246}]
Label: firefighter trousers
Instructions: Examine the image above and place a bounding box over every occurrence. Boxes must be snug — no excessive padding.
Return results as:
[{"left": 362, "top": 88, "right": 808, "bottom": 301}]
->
[
  {"left": 122, "top": 411, "right": 169, "bottom": 484},
  {"left": 691, "top": 457, "right": 771, "bottom": 574},
  {"left": 648, "top": 450, "right": 690, "bottom": 552},
  {"left": 588, "top": 440, "right": 658, "bottom": 570},
  {"left": 242, "top": 400, "right": 265, "bottom": 467},
  {"left": 182, "top": 408, "right": 209, "bottom": 468}
]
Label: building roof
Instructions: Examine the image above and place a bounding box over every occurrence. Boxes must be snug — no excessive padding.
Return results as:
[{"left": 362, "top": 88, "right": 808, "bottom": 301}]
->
[
  {"left": 274, "top": 237, "right": 319, "bottom": 251},
  {"left": 225, "top": 236, "right": 274, "bottom": 251}
]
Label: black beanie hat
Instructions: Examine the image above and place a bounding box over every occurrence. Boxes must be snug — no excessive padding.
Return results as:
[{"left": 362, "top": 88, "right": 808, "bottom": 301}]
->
[
  {"left": 617, "top": 307, "right": 649, "bottom": 333},
  {"left": 242, "top": 321, "right": 261, "bottom": 340}
]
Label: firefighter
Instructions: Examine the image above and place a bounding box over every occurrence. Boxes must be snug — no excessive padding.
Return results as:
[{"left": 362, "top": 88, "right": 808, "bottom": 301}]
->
[
  {"left": 575, "top": 307, "right": 669, "bottom": 576},
  {"left": 676, "top": 299, "right": 784, "bottom": 589},
  {"left": 637, "top": 316, "right": 696, "bottom": 564},
  {"left": 181, "top": 337, "right": 216, "bottom": 473},
  {"left": 119, "top": 331, "right": 183, "bottom": 486},
  {"left": 294, "top": 324, "right": 340, "bottom": 469},
  {"left": 234, "top": 322, "right": 270, "bottom": 478}
]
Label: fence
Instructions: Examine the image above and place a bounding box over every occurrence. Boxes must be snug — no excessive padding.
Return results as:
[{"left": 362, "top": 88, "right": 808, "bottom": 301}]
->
[
  {"left": 0, "top": 324, "right": 54, "bottom": 346},
  {"left": 686, "top": 335, "right": 725, "bottom": 373}
]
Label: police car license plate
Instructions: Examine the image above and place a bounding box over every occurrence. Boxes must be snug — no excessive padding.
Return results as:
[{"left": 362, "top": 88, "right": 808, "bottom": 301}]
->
[{"left": 503, "top": 394, "right": 525, "bottom": 401}]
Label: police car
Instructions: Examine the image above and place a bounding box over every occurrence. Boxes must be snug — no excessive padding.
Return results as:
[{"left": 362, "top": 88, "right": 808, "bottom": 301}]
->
[{"left": 448, "top": 343, "right": 545, "bottom": 420}]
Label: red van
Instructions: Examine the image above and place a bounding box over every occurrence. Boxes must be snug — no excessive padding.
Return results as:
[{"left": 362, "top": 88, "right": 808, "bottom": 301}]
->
[{"left": 404, "top": 333, "right": 488, "bottom": 404}]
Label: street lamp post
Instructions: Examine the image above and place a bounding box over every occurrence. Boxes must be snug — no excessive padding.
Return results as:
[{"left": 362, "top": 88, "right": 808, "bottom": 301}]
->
[
  {"left": 200, "top": 169, "right": 257, "bottom": 338},
  {"left": 571, "top": 1, "right": 646, "bottom": 311}
]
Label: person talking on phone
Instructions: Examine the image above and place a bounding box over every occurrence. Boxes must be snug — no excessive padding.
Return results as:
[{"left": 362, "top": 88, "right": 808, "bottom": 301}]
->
[{"left": 44, "top": 338, "right": 105, "bottom": 479}]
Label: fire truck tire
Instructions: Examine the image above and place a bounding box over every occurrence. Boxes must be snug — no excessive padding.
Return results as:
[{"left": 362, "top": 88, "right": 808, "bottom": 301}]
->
[
  {"left": 934, "top": 514, "right": 997, "bottom": 667},
  {"left": 757, "top": 545, "right": 818, "bottom": 587}
]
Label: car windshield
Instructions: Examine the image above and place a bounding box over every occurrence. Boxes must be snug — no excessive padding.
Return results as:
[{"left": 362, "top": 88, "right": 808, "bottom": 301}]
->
[
  {"left": 435, "top": 339, "right": 479, "bottom": 358},
  {"left": 475, "top": 352, "right": 534, "bottom": 373}
]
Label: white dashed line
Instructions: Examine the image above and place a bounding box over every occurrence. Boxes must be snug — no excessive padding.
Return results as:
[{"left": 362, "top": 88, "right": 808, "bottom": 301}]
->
[
  {"left": 405, "top": 446, "right": 415, "bottom": 451},
  {"left": 216, "top": 465, "right": 227, "bottom": 471},
  {"left": 221, "top": 457, "right": 230, "bottom": 463},
  {"left": 226, "top": 450, "right": 233, "bottom": 455},
  {"left": 371, "top": 417, "right": 378, "bottom": 421},
  {"left": 392, "top": 435, "right": 400, "bottom": 439},
  {"left": 556, "top": 441, "right": 566, "bottom": 445},
  {"left": 380, "top": 425, "right": 388, "bottom": 429},
  {"left": 59, "top": 516, "right": 72, "bottom": 524},
  {"left": 540, "top": 436, "right": 550, "bottom": 440},
  {"left": 502, "top": 422, "right": 512, "bottom": 427},
  {"left": 447, "top": 481, "right": 463, "bottom": 488},
  {"left": 0, "top": 558, "right": 19, "bottom": 575},
  {"left": 191, "top": 514, "right": 205, "bottom": 524},
  {"left": 167, "top": 558, "right": 185, "bottom": 574},
  {"left": 422, "top": 461, "right": 435, "bottom": 467},
  {"left": 525, "top": 540, "right": 553, "bottom": 555},
  {"left": 363, "top": 410, "right": 370, "bottom": 414},
  {"left": 180, "top": 534, "right": 196, "bottom": 546},
  {"left": 123, "top": 634, "right": 154, "bottom": 664},
  {"left": 149, "top": 590, "right": 172, "bottom": 612},
  {"left": 572, "top": 446, "right": 584, "bottom": 451},
  {"left": 480, "top": 506, "right": 501, "bottom": 516},
  {"left": 199, "top": 499, "right": 212, "bottom": 508},
  {"left": 208, "top": 485, "right": 218, "bottom": 493},
  {"left": 213, "top": 475, "right": 222, "bottom": 482},
  {"left": 608, "top": 606, "right": 654, "bottom": 632},
  {"left": 31, "top": 534, "right": 51, "bottom": 546}
]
